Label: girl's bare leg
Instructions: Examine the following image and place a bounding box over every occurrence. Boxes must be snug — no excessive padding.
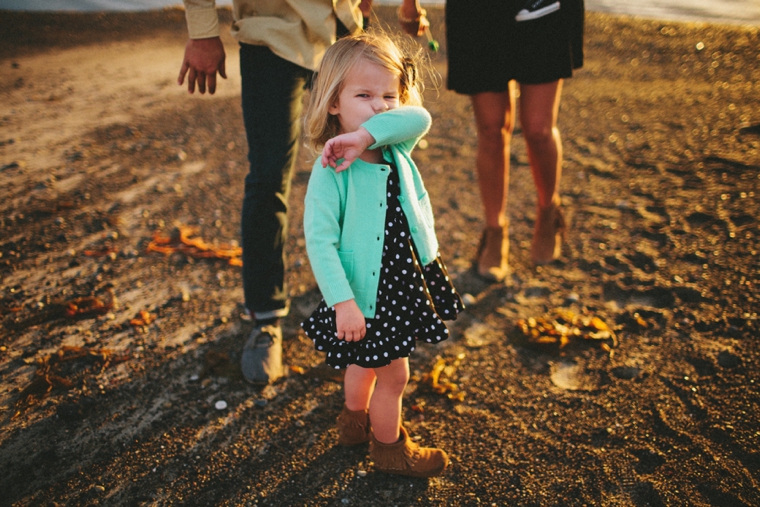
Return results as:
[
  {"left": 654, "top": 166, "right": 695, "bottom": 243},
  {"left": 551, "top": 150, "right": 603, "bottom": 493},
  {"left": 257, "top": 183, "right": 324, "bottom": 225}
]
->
[
  {"left": 369, "top": 357, "right": 410, "bottom": 444},
  {"left": 344, "top": 364, "right": 376, "bottom": 412}
]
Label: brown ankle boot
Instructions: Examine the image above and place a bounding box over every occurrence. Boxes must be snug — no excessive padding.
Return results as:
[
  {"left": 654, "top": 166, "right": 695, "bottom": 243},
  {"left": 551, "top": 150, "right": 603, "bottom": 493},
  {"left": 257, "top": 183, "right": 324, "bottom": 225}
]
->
[
  {"left": 370, "top": 426, "right": 448, "bottom": 477},
  {"left": 531, "top": 197, "right": 566, "bottom": 265},
  {"left": 337, "top": 405, "right": 371, "bottom": 446},
  {"left": 476, "top": 220, "right": 509, "bottom": 282}
]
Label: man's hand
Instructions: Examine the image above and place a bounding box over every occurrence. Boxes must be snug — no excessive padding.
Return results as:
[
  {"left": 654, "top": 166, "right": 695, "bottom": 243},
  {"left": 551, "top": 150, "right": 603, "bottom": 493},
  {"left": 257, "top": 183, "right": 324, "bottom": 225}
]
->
[
  {"left": 177, "top": 37, "right": 227, "bottom": 95},
  {"left": 334, "top": 300, "right": 366, "bottom": 342}
]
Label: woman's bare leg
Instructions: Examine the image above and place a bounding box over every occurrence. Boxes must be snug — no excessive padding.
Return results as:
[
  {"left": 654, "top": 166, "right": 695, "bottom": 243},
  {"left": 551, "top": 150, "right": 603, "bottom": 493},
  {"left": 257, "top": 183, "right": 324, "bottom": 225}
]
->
[
  {"left": 518, "top": 80, "right": 563, "bottom": 208},
  {"left": 470, "top": 85, "right": 516, "bottom": 229},
  {"left": 519, "top": 80, "right": 566, "bottom": 263}
]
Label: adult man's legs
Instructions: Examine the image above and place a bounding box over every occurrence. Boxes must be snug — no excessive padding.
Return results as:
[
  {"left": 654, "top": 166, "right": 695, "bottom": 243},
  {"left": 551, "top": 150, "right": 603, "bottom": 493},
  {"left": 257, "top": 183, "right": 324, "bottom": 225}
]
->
[{"left": 239, "top": 43, "right": 311, "bottom": 384}]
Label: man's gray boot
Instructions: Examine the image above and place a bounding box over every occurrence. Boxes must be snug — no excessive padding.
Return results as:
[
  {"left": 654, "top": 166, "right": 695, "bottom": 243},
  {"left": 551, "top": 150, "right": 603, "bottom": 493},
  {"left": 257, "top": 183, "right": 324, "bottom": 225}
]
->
[{"left": 241, "top": 324, "right": 283, "bottom": 384}]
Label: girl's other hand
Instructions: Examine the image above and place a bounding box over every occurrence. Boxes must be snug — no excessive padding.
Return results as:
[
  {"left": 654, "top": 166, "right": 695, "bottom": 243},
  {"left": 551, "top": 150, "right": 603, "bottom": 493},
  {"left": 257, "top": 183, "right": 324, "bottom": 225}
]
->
[{"left": 334, "top": 299, "right": 367, "bottom": 342}]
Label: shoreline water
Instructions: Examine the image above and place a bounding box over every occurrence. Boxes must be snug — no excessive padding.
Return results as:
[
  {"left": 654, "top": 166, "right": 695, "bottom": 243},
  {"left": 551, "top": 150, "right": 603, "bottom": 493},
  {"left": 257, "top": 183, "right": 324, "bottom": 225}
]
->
[{"left": 1, "top": 0, "right": 759, "bottom": 26}]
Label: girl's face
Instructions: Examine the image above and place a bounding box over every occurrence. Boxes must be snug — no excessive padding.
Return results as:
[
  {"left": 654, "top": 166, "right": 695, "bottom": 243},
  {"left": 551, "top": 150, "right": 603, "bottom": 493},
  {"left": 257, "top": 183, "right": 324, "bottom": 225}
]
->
[{"left": 329, "top": 58, "right": 401, "bottom": 134}]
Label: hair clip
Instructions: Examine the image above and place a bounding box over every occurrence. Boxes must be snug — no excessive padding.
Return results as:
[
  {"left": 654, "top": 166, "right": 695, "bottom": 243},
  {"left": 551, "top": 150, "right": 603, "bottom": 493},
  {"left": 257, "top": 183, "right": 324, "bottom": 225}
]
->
[{"left": 402, "top": 57, "right": 417, "bottom": 86}]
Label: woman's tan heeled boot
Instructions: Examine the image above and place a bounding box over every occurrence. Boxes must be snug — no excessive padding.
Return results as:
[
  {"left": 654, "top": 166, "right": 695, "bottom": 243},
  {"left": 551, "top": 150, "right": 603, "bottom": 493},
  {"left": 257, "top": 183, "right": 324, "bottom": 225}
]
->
[
  {"left": 531, "top": 197, "right": 566, "bottom": 265},
  {"left": 336, "top": 405, "right": 371, "bottom": 446},
  {"left": 370, "top": 426, "right": 448, "bottom": 477},
  {"left": 476, "top": 219, "right": 509, "bottom": 282}
]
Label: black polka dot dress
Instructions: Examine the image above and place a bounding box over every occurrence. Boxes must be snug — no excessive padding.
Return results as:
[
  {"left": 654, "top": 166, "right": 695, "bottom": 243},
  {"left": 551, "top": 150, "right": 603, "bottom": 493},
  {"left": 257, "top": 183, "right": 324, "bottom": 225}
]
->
[{"left": 302, "top": 164, "right": 463, "bottom": 369}]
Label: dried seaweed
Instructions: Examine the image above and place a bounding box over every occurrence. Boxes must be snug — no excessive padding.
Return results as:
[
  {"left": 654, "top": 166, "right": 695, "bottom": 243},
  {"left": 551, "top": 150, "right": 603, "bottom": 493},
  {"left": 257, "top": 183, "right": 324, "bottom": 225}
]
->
[
  {"left": 64, "top": 294, "right": 114, "bottom": 318},
  {"left": 129, "top": 310, "right": 157, "bottom": 327},
  {"left": 3, "top": 291, "right": 115, "bottom": 331},
  {"left": 516, "top": 309, "right": 618, "bottom": 354},
  {"left": 83, "top": 247, "right": 118, "bottom": 258},
  {"left": 422, "top": 353, "right": 466, "bottom": 401},
  {"left": 14, "top": 345, "right": 130, "bottom": 417},
  {"left": 147, "top": 226, "right": 242, "bottom": 266}
]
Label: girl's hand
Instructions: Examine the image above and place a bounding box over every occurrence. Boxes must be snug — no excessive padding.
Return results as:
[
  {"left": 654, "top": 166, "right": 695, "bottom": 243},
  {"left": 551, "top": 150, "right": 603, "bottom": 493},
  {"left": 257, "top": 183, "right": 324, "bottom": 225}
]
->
[
  {"left": 322, "top": 128, "right": 375, "bottom": 173},
  {"left": 334, "top": 299, "right": 366, "bottom": 342}
]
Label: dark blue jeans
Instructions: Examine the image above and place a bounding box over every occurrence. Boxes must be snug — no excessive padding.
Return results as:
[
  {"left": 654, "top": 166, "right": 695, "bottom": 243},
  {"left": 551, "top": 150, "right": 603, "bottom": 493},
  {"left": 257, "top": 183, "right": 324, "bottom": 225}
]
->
[{"left": 240, "top": 44, "right": 312, "bottom": 320}]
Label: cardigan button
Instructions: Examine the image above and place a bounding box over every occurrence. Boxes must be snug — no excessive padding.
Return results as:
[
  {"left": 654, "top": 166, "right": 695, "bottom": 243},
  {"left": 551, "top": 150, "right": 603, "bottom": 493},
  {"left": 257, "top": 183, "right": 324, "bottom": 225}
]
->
[
  {"left": 411, "top": 226, "right": 418, "bottom": 233},
  {"left": 398, "top": 196, "right": 406, "bottom": 203}
]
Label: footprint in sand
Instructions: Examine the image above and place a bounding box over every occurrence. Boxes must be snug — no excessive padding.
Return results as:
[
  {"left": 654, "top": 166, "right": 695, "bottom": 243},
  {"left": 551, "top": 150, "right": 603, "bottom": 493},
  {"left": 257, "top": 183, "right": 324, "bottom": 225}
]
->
[{"left": 550, "top": 360, "right": 600, "bottom": 391}]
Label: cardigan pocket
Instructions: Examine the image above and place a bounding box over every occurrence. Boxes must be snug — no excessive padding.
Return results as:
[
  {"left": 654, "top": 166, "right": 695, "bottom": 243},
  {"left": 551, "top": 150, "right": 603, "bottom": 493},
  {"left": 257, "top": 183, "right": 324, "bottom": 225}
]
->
[{"left": 338, "top": 249, "right": 354, "bottom": 281}]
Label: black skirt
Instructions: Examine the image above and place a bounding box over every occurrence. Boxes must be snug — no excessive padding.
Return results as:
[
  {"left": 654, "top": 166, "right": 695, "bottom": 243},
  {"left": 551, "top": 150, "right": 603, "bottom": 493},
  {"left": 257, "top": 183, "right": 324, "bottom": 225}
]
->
[
  {"left": 302, "top": 165, "right": 463, "bottom": 369},
  {"left": 446, "top": 0, "right": 585, "bottom": 92}
]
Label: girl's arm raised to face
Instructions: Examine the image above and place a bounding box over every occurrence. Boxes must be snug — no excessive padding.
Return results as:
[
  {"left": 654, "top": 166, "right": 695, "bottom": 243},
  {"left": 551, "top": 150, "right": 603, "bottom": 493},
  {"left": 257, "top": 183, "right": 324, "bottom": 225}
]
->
[
  {"left": 364, "top": 106, "right": 431, "bottom": 152},
  {"left": 322, "top": 127, "right": 376, "bottom": 172}
]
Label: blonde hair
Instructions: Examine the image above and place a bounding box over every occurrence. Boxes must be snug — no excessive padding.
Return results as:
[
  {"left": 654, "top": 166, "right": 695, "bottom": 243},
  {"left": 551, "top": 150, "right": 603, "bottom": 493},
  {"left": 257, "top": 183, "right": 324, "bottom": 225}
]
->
[{"left": 304, "top": 30, "right": 428, "bottom": 150}]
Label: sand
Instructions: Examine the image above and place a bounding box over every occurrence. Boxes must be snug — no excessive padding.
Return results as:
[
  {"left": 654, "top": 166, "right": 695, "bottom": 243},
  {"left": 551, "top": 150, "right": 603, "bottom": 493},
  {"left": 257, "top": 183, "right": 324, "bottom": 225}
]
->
[{"left": 1, "top": 6, "right": 759, "bottom": 506}]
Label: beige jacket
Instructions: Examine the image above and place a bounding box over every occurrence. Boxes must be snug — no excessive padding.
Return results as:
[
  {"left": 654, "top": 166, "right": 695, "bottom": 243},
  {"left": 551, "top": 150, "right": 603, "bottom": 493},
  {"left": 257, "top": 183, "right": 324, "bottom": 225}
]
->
[{"left": 183, "top": 0, "right": 363, "bottom": 71}]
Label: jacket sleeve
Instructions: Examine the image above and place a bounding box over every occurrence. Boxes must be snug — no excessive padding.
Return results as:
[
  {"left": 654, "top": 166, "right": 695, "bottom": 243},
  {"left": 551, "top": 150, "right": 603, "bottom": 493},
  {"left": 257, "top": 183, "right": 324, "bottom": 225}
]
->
[
  {"left": 303, "top": 159, "right": 356, "bottom": 307},
  {"left": 183, "top": 0, "right": 221, "bottom": 39},
  {"left": 363, "top": 106, "right": 432, "bottom": 155}
]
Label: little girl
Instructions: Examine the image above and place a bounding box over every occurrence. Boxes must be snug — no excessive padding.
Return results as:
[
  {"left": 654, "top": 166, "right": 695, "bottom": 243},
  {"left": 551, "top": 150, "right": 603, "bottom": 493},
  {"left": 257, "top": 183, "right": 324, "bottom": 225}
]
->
[{"left": 301, "top": 31, "right": 463, "bottom": 478}]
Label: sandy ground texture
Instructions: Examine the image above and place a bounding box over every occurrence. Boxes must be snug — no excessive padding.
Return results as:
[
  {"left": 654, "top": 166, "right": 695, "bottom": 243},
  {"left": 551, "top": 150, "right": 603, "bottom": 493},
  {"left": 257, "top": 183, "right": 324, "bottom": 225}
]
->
[{"left": 1, "top": 6, "right": 759, "bottom": 507}]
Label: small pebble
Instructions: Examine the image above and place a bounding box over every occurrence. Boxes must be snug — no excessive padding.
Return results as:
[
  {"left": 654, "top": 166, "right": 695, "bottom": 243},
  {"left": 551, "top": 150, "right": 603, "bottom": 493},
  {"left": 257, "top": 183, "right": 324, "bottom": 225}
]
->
[
  {"left": 356, "top": 470, "right": 367, "bottom": 478},
  {"left": 462, "top": 293, "right": 476, "bottom": 306},
  {"left": 215, "top": 400, "right": 228, "bottom": 410}
]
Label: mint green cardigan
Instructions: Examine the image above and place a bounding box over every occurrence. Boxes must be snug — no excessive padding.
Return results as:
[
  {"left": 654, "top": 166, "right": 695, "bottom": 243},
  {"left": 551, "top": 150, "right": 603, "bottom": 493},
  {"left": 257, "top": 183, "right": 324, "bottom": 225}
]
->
[{"left": 303, "top": 106, "right": 439, "bottom": 318}]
